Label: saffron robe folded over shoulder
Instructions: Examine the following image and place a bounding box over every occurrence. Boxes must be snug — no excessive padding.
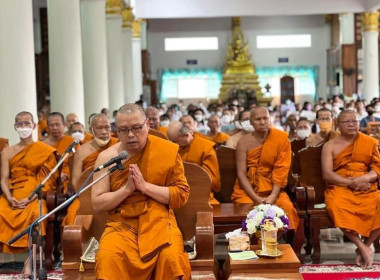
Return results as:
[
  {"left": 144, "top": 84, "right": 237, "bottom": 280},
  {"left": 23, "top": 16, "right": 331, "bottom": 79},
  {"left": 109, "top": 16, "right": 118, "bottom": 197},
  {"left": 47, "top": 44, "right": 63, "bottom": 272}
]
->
[
  {"left": 62, "top": 137, "right": 118, "bottom": 226},
  {"left": 0, "top": 142, "right": 58, "bottom": 253},
  {"left": 179, "top": 134, "right": 221, "bottom": 205},
  {"left": 231, "top": 128, "right": 299, "bottom": 230},
  {"left": 207, "top": 132, "right": 230, "bottom": 145},
  {"left": 95, "top": 135, "right": 191, "bottom": 280},
  {"left": 325, "top": 132, "right": 380, "bottom": 237}
]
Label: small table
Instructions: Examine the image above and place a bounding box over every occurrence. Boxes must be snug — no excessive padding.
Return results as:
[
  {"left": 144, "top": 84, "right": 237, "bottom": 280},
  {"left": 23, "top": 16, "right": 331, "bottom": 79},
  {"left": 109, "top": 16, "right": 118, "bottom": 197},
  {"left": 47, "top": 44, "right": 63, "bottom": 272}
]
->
[
  {"left": 212, "top": 203, "right": 254, "bottom": 234},
  {"left": 223, "top": 244, "right": 303, "bottom": 279}
]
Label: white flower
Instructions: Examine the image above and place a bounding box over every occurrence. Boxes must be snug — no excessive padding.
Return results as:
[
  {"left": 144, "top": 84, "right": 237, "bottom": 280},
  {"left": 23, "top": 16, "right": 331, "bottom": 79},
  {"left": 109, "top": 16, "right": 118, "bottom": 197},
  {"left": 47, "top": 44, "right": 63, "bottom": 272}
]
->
[
  {"left": 275, "top": 208, "right": 285, "bottom": 217},
  {"left": 274, "top": 217, "right": 283, "bottom": 228},
  {"left": 246, "top": 219, "right": 257, "bottom": 234}
]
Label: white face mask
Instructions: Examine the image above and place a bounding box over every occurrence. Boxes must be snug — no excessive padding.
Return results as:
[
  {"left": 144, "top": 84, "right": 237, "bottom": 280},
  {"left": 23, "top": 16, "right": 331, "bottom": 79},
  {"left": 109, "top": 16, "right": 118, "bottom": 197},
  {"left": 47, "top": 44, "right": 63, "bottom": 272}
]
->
[
  {"left": 194, "top": 115, "right": 203, "bottom": 122},
  {"left": 71, "top": 132, "right": 85, "bottom": 141},
  {"left": 234, "top": 120, "right": 242, "bottom": 130},
  {"left": 285, "top": 100, "right": 291, "bottom": 105},
  {"left": 241, "top": 120, "right": 254, "bottom": 132},
  {"left": 94, "top": 137, "right": 110, "bottom": 147},
  {"left": 16, "top": 127, "right": 33, "bottom": 139},
  {"left": 160, "top": 120, "right": 170, "bottom": 127},
  {"left": 222, "top": 115, "right": 231, "bottom": 124},
  {"left": 216, "top": 111, "right": 222, "bottom": 118},
  {"left": 297, "top": 129, "right": 311, "bottom": 139}
]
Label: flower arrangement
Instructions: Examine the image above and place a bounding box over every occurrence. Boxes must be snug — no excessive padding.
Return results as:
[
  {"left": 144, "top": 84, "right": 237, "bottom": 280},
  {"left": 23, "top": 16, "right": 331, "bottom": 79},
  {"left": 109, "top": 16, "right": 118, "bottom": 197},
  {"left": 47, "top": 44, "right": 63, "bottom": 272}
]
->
[{"left": 242, "top": 204, "right": 290, "bottom": 235}]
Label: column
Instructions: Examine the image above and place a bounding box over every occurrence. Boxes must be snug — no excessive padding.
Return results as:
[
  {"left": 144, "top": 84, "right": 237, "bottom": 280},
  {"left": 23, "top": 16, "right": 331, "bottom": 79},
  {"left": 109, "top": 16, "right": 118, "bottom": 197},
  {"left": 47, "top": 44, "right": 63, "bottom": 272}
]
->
[
  {"left": 0, "top": 0, "right": 38, "bottom": 144},
  {"left": 81, "top": 0, "right": 109, "bottom": 120},
  {"left": 48, "top": 0, "right": 85, "bottom": 124},
  {"left": 106, "top": 0, "right": 125, "bottom": 112},
  {"left": 122, "top": 7, "right": 135, "bottom": 103},
  {"left": 132, "top": 19, "right": 143, "bottom": 103},
  {"left": 362, "top": 11, "right": 379, "bottom": 101}
]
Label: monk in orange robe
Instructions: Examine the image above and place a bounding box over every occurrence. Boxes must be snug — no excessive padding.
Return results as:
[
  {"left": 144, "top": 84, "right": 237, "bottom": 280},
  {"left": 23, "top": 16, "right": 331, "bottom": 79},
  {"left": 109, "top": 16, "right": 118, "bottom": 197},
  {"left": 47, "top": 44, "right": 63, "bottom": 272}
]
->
[
  {"left": 231, "top": 106, "right": 299, "bottom": 231},
  {"left": 206, "top": 115, "right": 230, "bottom": 146},
  {"left": 306, "top": 108, "right": 339, "bottom": 147},
  {"left": 68, "top": 122, "right": 93, "bottom": 144},
  {"left": 0, "top": 111, "right": 58, "bottom": 275},
  {"left": 93, "top": 104, "right": 190, "bottom": 280},
  {"left": 322, "top": 109, "right": 380, "bottom": 269},
  {"left": 62, "top": 114, "right": 118, "bottom": 226},
  {"left": 43, "top": 112, "right": 78, "bottom": 193},
  {"left": 0, "top": 137, "right": 9, "bottom": 152},
  {"left": 37, "top": 110, "right": 48, "bottom": 140},
  {"left": 167, "top": 121, "right": 221, "bottom": 205}
]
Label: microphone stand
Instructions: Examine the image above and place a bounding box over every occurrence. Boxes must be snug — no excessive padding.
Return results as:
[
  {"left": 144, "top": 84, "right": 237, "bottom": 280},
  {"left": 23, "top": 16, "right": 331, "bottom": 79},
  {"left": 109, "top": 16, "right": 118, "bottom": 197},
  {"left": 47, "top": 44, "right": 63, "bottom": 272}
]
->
[
  {"left": 26, "top": 147, "right": 75, "bottom": 280},
  {"left": 9, "top": 163, "right": 123, "bottom": 279}
]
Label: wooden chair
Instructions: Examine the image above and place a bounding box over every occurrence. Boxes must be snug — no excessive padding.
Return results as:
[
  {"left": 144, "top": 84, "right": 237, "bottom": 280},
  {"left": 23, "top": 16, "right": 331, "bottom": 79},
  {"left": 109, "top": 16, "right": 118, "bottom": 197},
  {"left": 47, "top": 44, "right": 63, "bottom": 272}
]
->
[
  {"left": 62, "top": 162, "right": 218, "bottom": 279},
  {"left": 215, "top": 146, "right": 237, "bottom": 203},
  {"left": 366, "top": 121, "right": 380, "bottom": 137}
]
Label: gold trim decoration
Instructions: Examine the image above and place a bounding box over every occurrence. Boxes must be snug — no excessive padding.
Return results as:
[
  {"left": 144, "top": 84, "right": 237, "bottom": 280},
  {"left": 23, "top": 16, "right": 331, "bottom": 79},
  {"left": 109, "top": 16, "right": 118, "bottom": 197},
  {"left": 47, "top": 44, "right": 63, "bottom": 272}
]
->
[
  {"left": 122, "top": 6, "right": 134, "bottom": 28},
  {"left": 132, "top": 19, "right": 142, "bottom": 38},
  {"left": 106, "top": 0, "right": 123, "bottom": 15},
  {"left": 362, "top": 12, "right": 379, "bottom": 32}
]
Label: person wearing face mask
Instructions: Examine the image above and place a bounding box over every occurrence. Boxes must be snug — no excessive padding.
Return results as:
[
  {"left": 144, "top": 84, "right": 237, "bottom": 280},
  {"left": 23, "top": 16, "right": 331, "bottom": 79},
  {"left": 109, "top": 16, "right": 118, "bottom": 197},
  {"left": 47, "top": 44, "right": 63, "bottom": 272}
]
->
[
  {"left": 221, "top": 109, "right": 235, "bottom": 132},
  {"left": 226, "top": 110, "right": 252, "bottom": 149},
  {"left": 193, "top": 108, "right": 209, "bottom": 135},
  {"left": 280, "top": 97, "right": 296, "bottom": 115},
  {"left": 360, "top": 105, "right": 380, "bottom": 133},
  {"left": 0, "top": 111, "right": 59, "bottom": 276},
  {"left": 69, "top": 122, "right": 92, "bottom": 144},
  {"left": 296, "top": 119, "right": 312, "bottom": 140},
  {"left": 206, "top": 115, "right": 230, "bottom": 146},
  {"left": 158, "top": 114, "right": 171, "bottom": 136},
  {"left": 372, "top": 101, "right": 380, "bottom": 119},
  {"left": 299, "top": 102, "right": 316, "bottom": 122},
  {"left": 62, "top": 114, "right": 118, "bottom": 227},
  {"left": 306, "top": 109, "right": 340, "bottom": 147},
  {"left": 43, "top": 112, "right": 79, "bottom": 193}
]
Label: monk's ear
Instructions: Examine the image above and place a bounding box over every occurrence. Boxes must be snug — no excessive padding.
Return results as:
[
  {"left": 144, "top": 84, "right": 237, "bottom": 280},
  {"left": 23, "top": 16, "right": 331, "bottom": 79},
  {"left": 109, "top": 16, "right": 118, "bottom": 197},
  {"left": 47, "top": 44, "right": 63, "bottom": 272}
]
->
[{"left": 33, "top": 122, "right": 37, "bottom": 130}]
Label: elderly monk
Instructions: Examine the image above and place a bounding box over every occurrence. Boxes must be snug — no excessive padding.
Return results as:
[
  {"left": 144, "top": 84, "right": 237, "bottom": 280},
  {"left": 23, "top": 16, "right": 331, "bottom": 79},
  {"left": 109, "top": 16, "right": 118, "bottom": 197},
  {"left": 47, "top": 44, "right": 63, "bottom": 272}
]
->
[
  {"left": 180, "top": 115, "right": 197, "bottom": 133},
  {"left": 206, "top": 115, "right": 230, "bottom": 146},
  {"left": 231, "top": 106, "right": 299, "bottom": 230},
  {"left": 62, "top": 114, "right": 118, "bottom": 226},
  {"left": 69, "top": 122, "right": 92, "bottom": 144},
  {"left": 307, "top": 108, "right": 339, "bottom": 146},
  {"left": 0, "top": 111, "right": 58, "bottom": 275},
  {"left": 43, "top": 112, "right": 77, "bottom": 192},
  {"left": 167, "top": 121, "right": 221, "bottom": 205},
  {"left": 93, "top": 104, "right": 190, "bottom": 280},
  {"left": 322, "top": 109, "right": 380, "bottom": 269},
  {"left": 225, "top": 110, "right": 252, "bottom": 149},
  {"left": 145, "top": 107, "right": 160, "bottom": 130}
]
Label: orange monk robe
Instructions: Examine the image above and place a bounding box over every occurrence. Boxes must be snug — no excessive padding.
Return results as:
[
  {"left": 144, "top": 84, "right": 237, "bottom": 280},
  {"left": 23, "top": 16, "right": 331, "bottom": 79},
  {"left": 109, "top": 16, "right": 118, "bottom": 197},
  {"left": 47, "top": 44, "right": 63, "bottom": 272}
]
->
[
  {"left": 49, "top": 135, "right": 77, "bottom": 193},
  {"left": 95, "top": 135, "right": 191, "bottom": 280},
  {"left": 62, "top": 137, "right": 118, "bottom": 226},
  {"left": 231, "top": 128, "right": 299, "bottom": 230},
  {"left": 179, "top": 134, "right": 221, "bottom": 205},
  {"left": 38, "top": 119, "right": 48, "bottom": 140},
  {"left": 206, "top": 132, "right": 230, "bottom": 145},
  {"left": 325, "top": 132, "right": 380, "bottom": 237},
  {"left": 83, "top": 132, "right": 93, "bottom": 144},
  {"left": 0, "top": 137, "right": 9, "bottom": 152},
  {"left": 0, "top": 142, "right": 58, "bottom": 253},
  {"left": 158, "top": 126, "right": 168, "bottom": 136}
]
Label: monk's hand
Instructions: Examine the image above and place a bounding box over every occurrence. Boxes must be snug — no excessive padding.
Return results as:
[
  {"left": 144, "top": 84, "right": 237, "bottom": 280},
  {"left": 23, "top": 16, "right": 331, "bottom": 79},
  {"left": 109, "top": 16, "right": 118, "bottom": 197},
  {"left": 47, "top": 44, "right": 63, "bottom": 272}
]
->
[
  {"left": 7, "top": 197, "right": 19, "bottom": 209},
  {"left": 17, "top": 198, "right": 31, "bottom": 209},
  {"left": 130, "top": 164, "right": 146, "bottom": 193},
  {"left": 348, "top": 176, "right": 371, "bottom": 191},
  {"left": 60, "top": 172, "right": 69, "bottom": 182},
  {"left": 124, "top": 166, "right": 136, "bottom": 196},
  {"left": 262, "top": 193, "right": 277, "bottom": 205}
]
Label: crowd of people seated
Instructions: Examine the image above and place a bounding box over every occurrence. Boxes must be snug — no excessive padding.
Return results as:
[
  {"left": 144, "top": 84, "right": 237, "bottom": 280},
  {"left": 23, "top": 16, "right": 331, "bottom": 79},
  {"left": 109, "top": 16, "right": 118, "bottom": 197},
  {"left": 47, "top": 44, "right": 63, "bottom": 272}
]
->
[{"left": 1, "top": 94, "right": 380, "bottom": 277}]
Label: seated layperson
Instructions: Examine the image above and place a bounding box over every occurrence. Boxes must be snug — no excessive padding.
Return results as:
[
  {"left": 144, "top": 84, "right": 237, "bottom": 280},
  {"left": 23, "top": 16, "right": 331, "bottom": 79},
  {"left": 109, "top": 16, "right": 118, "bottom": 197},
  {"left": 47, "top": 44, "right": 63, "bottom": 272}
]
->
[
  {"left": 0, "top": 111, "right": 58, "bottom": 275},
  {"left": 231, "top": 106, "right": 299, "bottom": 231},
  {"left": 92, "top": 104, "right": 190, "bottom": 279},
  {"left": 167, "top": 121, "right": 221, "bottom": 205},
  {"left": 322, "top": 109, "right": 380, "bottom": 269}
]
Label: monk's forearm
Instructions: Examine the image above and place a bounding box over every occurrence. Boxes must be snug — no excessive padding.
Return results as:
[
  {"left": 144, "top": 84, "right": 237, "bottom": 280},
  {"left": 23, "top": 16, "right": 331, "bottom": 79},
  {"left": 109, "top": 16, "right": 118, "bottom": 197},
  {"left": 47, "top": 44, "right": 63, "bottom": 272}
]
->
[
  {"left": 93, "top": 188, "right": 131, "bottom": 213},
  {"left": 237, "top": 175, "right": 261, "bottom": 203},
  {"left": 323, "top": 171, "right": 352, "bottom": 187},
  {"left": 364, "top": 170, "right": 378, "bottom": 183},
  {"left": 0, "top": 182, "right": 12, "bottom": 201},
  {"left": 271, "top": 185, "right": 281, "bottom": 197},
  {"left": 140, "top": 182, "right": 170, "bottom": 204}
]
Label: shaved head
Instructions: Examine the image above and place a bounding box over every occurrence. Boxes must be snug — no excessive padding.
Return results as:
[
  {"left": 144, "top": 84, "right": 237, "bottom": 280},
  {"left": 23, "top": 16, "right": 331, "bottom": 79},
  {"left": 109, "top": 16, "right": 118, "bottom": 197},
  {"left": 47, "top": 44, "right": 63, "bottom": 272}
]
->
[
  {"left": 250, "top": 106, "right": 269, "bottom": 118},
  {"left": 167, "top": 121, "right": 192, "bottom": 148},
  {"left": 117, "top": 103, "right": 146, "bottom": 122},
  {"left": 90, "top": 113, "right": 110, "bottom": 127},
  {"left": 145, "top": 107, "right": 160, "bottom": 130},
  {"left": 15, "top": 111, "right": 34, "bottom": 123}
]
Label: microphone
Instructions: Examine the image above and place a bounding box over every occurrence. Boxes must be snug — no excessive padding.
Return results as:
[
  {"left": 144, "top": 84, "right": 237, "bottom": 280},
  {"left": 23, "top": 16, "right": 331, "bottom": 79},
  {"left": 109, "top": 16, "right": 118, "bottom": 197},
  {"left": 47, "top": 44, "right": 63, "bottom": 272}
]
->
[
  {"left": 94, "top": 151, "right": 128, "bottom": 172},
  {"left": 65, "top": 139, "right": 80, "bottom": 154}
]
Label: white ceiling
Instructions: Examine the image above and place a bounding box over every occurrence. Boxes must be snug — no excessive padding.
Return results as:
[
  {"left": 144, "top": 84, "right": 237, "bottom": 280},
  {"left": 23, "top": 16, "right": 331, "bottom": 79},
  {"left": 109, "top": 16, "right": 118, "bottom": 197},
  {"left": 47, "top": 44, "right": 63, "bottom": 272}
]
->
[{"left": 135, "top": 0, "right": 380, "bottom": 19}]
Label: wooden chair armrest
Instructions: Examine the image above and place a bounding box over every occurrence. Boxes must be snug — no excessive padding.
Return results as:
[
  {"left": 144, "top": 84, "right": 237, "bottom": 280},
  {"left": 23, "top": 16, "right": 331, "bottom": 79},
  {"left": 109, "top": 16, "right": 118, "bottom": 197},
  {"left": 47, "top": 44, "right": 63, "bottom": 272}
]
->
[
  {"left": 305, "top": 186, "right": 316, "bottom": 212},
  {"left": 62, "top": 214, "right": 94, "bottom": 262},
  {"left": 46, "top": 192, "right": 56, "bottom": 212},
  {"left": 295, "top": 186, "right": 306, "bottom": 212},
  {"left": 195, "top": 212, "right": 214, "bottom": 260}
]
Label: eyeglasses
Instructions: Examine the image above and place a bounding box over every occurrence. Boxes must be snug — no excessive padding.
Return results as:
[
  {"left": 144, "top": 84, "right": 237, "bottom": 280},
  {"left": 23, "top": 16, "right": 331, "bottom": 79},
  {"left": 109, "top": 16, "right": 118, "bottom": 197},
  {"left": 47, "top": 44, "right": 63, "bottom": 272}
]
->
[
  {"left": 15, "top": 121, "right": 33, "bottom": 128},
  {"left": 117, "top": 120, "right": 146, "bottom": 135},
  {"left": 340, "top": 120, "right": 359, "bottom": 125}
]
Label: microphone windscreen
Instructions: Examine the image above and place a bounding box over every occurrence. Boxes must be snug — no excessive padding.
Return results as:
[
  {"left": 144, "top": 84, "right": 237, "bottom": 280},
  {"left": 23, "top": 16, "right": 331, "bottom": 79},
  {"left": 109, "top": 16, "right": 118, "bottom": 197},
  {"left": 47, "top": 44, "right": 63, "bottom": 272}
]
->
[
  {"left": 119, "top": 150, "right": 128, "bottom": 160},
  {"left": 73, "top": 139, "right": 80, "bottom": 145}
]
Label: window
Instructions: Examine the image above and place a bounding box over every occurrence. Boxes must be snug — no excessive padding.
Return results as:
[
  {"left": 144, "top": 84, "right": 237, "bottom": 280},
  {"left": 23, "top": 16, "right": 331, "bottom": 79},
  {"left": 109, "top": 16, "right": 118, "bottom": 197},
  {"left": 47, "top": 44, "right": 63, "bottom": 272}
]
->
[
  {"left": 165, "top": 37, "right": 219, "bottom": 51},
  {"left": 256, "top": 34, "right": 311, "bottom": 49}
]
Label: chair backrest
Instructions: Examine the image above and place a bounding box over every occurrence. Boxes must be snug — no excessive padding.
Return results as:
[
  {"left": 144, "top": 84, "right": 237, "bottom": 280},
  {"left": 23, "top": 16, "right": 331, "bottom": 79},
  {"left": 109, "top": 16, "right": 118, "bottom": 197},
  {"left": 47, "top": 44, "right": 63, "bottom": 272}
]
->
[
  {"left": 214, "top": 145, "right": 237, "bottom": 203},
  {"left": 367, "top": 121, "right": 380, "bottom": 137},
  {"left": 298, "top": 145, "right": 325, "bottom": 204},
  {"left": 173, "top": 162, "right": 213, "bottom": 241},
  {"left": 148, "top": 128, "right": 168, "bottom": 140}
]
